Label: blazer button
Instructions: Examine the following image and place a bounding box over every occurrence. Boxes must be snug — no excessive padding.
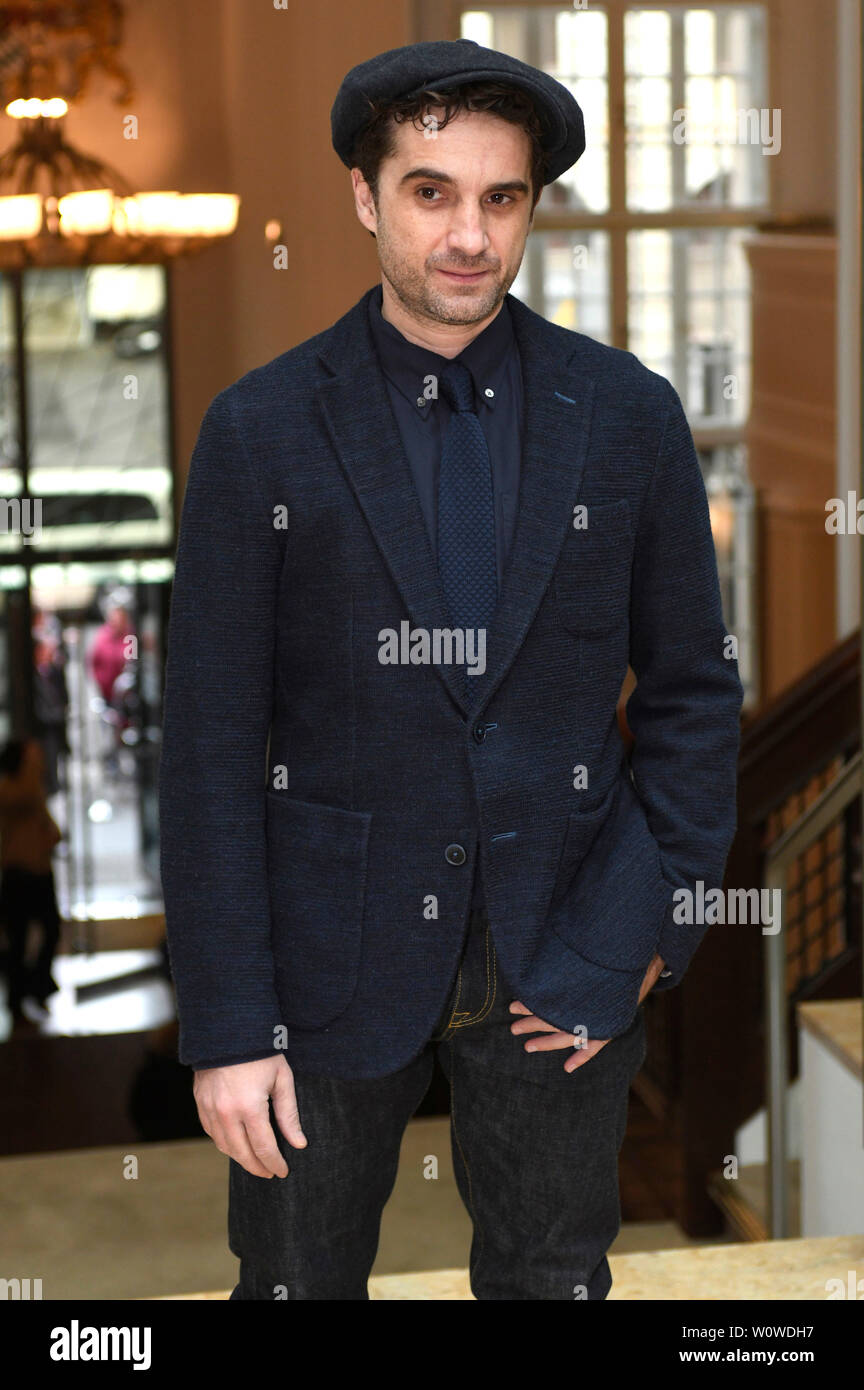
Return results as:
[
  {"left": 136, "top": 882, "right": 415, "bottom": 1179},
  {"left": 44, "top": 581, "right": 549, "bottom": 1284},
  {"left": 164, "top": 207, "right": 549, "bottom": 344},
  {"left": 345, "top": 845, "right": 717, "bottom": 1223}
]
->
[
  {"left": 472, "top": 722, "right": 487, "bottom": 743},
  {"left": 444, "top": 843, "right": 467, "bottom": 866}
]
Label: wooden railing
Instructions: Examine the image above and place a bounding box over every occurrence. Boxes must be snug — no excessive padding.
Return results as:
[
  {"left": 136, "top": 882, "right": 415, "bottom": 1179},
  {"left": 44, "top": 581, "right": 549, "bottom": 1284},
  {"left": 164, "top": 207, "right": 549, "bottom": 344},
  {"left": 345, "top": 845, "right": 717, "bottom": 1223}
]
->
[
  {"left": 764, "top": 750, "right": 862, "bottom": 1236},
  {"left": 634, "top": 631, "right": 861, "bottom": 1235}
]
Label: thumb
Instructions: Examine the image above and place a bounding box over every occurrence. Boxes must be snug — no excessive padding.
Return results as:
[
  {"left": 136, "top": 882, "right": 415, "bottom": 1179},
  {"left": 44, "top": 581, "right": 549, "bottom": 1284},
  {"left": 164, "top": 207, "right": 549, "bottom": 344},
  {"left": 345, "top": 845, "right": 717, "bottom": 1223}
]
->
[{"left": 271, "top": 1063, "right": 308, "bottom": 1148}]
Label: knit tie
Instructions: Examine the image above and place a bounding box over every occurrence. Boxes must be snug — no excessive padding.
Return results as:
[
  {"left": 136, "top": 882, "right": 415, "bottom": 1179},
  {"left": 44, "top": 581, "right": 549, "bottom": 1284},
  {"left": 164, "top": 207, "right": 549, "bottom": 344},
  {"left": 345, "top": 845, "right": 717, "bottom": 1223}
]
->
[{"left": 436, "top": 360, "right": 498, "bottom": 670}]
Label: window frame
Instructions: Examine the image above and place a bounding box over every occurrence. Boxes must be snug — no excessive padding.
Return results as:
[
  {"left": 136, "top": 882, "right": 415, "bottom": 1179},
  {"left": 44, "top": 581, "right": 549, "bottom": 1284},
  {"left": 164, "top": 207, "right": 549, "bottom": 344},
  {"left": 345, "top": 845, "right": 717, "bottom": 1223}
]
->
[
  {"left": 415, "top": 0, "right": 775, "bottom": 705},
  {"left": 415, "top": 0, "right": 778, "bottom": 452}
]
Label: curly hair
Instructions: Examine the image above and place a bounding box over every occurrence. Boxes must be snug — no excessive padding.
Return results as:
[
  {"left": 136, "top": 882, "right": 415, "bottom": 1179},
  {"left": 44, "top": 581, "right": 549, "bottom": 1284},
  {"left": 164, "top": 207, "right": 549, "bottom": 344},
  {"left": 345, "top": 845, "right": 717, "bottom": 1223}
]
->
[{"left": 351, "top": 80, "right": 548, "bottom": 212}]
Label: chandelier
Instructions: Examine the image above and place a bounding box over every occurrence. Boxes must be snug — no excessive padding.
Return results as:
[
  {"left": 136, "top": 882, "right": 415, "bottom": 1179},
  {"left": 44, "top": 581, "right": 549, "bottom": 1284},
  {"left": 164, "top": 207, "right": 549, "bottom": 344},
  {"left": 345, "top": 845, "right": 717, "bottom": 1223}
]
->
[{"left": 0, "top": 1, "right": 239, "bottom": 267}]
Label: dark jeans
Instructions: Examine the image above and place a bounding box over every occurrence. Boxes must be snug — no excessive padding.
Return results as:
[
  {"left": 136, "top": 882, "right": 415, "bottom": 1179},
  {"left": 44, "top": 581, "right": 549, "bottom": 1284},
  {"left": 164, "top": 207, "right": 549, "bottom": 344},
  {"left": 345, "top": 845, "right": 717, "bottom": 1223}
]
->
[
  {"left": 228, "top": 906, "right": 647, "bottom": 1301},
  {"left": 0, "top": 866, "right": 61, "bottom": 1013}
]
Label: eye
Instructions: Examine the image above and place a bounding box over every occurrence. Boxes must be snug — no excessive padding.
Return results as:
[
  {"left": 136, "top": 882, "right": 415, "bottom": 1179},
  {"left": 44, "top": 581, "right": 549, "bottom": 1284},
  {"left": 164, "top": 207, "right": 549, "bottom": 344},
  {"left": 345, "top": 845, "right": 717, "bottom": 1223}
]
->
[
  {"left": 417, "top": 186, "right": 442, "bottom": 201},
  {"left": 488, "top": 192, "right": 513, "bottom": 206}
]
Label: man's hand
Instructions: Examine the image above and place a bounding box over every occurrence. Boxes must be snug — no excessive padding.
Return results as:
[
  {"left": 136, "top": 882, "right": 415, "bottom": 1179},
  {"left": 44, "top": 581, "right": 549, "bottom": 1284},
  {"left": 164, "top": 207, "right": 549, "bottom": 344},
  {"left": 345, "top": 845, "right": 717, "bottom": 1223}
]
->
[
  {"left": 509, "top": 953, "right": 666, "bottom": 1073},
  {"left": 193, "top": 1054, "right": 307, "bottom": 1178}
]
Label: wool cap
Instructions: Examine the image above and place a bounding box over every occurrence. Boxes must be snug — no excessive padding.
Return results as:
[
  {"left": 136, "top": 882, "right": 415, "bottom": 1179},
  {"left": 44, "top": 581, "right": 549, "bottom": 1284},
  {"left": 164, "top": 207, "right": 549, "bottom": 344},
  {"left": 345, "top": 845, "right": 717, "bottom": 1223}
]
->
[{"left": 331, "top": 38, "right": 585, "bottom": 184}]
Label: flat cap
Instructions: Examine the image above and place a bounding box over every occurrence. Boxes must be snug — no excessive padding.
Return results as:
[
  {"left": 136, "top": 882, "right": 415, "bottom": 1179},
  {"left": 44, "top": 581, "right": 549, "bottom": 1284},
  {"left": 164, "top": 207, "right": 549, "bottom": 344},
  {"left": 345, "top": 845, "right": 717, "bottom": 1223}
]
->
[{"left": 331, "top": 38, "right": 585, "bottom": 185}]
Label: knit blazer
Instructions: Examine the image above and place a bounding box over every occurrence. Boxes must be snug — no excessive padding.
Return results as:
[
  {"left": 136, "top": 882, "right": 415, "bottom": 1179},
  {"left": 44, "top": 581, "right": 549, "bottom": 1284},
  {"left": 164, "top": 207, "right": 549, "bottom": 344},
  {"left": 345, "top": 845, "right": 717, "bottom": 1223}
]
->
[{"left": 158, "top": 286, "right": 743, "bottom": 1075}]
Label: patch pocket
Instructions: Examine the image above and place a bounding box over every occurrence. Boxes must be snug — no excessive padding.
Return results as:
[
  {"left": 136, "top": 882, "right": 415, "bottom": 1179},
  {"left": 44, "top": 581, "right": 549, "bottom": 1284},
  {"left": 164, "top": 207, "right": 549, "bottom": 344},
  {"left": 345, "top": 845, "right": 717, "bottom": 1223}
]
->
[
  {"left": 265, "top": 792, "right": 371, "bottom": 1030},
  {"left": 553, "top": 498, "right": 632, "bottom": 634},
  {"left": 549, "top": 779, "right": 620, "bottom": 912},
  {"left": 550, "top": 771, "right": 670, "bottom": 973}
]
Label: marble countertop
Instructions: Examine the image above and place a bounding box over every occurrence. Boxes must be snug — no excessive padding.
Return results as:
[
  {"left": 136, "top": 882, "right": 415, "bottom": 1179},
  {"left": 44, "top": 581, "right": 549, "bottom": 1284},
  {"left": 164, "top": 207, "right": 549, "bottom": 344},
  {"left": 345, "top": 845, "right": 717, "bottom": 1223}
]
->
[
  {"left": 163, "top": 1235, "right": 864, "bottom": 1301},
  {"left": 605, "top": 1234, "right": 864, "bottom": 1301},
  {"left": 797, "top": 999, "right": 862, "bottom": 1080}
]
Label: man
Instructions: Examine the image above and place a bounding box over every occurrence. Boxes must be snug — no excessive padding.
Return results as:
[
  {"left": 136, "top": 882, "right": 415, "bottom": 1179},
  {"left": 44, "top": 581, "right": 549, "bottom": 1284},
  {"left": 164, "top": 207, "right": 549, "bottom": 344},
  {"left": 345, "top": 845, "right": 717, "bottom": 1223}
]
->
[{"left": 159, "top": 38, "right": 743, "bottom": 1300}]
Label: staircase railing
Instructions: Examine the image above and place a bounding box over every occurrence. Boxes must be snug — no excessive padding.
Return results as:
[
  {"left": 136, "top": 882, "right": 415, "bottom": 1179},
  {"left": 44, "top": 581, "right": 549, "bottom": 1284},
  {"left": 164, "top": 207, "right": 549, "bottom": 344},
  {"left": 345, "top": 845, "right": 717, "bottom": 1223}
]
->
[
  {"left": 634, "top": 629, "right": 861, "bottom": 1235},
  {"left": 764, "top": 750, "right": 862, "bottom": 1237}
]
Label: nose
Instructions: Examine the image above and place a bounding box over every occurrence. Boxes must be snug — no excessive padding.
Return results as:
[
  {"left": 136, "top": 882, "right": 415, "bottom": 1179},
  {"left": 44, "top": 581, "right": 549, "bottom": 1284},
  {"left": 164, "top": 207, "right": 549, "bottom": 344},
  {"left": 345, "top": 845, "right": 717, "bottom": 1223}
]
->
[{"left": 445, "top": 203, "right": 491, "bottom": 260}]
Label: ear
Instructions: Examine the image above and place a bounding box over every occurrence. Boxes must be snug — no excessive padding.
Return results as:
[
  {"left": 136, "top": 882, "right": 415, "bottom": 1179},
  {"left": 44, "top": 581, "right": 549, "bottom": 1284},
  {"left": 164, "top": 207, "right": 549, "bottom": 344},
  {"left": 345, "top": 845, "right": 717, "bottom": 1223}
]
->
[{"left": 351, "top": 167, "right": 378, "bottom": 237}]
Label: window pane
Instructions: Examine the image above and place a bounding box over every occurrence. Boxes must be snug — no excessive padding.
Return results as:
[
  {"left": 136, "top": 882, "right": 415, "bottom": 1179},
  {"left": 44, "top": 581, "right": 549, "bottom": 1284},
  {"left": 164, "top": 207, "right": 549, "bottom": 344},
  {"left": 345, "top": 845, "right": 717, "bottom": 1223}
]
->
[
  {"left": 627, "top": 7, "right": 672, "bottom": 75},
  {"left": 626, "top": 4, "right": 769, "bottom": 211},
  {"left": 626, "top": 74, "right": 672, "bottom": 210},
  {"left": 511, "top": 229, "right": 610, "bottom": 340},
  {"left": 0, "top": 275, "right": 20, "bottom": 503},
  {"left": 628, "top": 227, "right": 751, "bottom": 426},
  {"left": 702, "top": 445, "right": 756, "bottom": 705},
  {"left": 461, "top": 7, "right": 609, "bottom": 212},
  {"left": 20, "top": 265, "right": 172, "bottom": 554}
]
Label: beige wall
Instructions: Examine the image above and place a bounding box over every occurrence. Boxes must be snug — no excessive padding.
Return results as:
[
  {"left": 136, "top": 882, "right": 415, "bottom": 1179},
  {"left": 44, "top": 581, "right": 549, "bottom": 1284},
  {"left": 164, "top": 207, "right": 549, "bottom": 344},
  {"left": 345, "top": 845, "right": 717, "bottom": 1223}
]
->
[
  {"left": 765, "top": 0, "right": 837, "bottom": 222},
  {"left": 60, "top": 0, "right": 838, "bottom": 494},
  {"left": 182, "top": 0, "right": 412, "bottom": 477},
  {"left": 746, "top": 235, "right": 837, "bottom": 700}
]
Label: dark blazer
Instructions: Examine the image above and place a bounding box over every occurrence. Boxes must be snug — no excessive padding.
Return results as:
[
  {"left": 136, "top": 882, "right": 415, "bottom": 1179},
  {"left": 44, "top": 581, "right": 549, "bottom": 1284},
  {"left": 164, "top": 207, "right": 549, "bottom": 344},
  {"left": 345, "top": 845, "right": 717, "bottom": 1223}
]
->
[{"left": 158, "top": 285, "right": 743, "bottom": 1075}]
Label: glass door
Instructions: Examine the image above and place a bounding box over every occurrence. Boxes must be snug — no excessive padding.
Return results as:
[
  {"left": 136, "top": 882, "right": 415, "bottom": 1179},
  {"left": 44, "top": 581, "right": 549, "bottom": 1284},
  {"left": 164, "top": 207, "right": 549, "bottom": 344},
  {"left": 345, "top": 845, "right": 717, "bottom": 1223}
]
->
[{"left": 0, "top": 262, "right": 174, "bottom": 937}]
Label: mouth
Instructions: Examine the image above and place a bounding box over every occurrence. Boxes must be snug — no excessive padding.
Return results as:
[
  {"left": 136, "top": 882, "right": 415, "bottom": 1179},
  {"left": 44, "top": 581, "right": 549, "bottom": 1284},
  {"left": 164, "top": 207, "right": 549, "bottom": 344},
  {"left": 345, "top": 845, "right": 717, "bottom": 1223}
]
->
[{"left": 434, "top": 267, "right": 493, "bottom": 283}]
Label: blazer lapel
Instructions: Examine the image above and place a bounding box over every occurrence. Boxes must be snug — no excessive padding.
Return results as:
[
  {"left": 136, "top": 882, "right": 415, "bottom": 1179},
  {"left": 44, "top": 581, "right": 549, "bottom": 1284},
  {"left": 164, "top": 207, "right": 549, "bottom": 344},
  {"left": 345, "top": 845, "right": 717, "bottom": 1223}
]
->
[
  {"left": 316, "top": 290, "right": 470, "bottom": 713},
  {"left": 469, "top": 295, "right": 597, "bottom": 710},
  {"left": 315, "top": 287, "right": 597, "bottom": 718}
]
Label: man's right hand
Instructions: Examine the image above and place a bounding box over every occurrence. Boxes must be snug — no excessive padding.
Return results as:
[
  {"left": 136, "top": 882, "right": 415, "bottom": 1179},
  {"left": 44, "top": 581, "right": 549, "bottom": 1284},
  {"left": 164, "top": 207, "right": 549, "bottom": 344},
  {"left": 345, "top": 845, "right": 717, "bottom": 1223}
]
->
[{"left": 193, "top": 1055, "right": 306, "bottom": 1179}]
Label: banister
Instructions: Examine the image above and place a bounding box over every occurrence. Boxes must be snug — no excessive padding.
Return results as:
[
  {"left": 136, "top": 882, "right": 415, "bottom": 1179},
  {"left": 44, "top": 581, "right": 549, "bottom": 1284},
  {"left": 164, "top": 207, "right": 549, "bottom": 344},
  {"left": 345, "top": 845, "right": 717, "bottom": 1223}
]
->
[{"left": 763, "top": 750, "right": 863, "bottom": 1237}]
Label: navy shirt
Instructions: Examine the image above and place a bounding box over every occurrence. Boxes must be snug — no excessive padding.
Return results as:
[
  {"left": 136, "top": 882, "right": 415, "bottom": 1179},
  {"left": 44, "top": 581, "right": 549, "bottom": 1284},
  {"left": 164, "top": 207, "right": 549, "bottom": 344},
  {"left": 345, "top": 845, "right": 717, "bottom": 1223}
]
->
[{"left": 367, "top": 284, "right": 524, "bottom": 913}]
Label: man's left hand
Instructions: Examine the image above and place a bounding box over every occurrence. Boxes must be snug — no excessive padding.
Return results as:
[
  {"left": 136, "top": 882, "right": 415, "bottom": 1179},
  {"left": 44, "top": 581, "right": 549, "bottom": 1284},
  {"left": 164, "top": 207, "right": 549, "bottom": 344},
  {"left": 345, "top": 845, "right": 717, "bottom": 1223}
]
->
[{"left": 508, "top": 953, "right": 666, "bottom": 1073}]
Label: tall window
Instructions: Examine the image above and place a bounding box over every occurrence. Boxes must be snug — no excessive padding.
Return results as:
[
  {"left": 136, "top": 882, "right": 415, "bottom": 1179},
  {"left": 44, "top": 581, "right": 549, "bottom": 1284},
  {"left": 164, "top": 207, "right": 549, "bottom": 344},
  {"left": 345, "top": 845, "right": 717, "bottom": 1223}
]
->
[{"left": 451, "top": 1, "right": 765, "bottom": 702}]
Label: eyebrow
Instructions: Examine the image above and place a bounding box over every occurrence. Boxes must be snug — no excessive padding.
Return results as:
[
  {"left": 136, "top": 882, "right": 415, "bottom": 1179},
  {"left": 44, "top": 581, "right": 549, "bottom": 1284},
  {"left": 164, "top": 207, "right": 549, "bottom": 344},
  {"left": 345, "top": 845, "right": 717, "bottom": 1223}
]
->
[{"left": 398, "top": 167, "right": 530, "bottom": 195}]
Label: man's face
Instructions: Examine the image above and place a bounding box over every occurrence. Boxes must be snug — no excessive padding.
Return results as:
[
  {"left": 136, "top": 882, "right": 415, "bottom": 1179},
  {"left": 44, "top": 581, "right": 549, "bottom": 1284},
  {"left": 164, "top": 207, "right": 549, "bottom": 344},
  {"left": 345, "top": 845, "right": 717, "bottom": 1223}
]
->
[{"left": 352, "top": 106, "right": 536, "bottom": 327}]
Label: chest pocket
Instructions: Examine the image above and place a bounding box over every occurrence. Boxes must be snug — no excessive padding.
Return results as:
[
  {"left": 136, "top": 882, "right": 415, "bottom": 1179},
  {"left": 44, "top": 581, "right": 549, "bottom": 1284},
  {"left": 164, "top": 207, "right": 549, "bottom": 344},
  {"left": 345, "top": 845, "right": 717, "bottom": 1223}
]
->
[{"left": 553, "top": 498, "right": 632, "bottom": 634}]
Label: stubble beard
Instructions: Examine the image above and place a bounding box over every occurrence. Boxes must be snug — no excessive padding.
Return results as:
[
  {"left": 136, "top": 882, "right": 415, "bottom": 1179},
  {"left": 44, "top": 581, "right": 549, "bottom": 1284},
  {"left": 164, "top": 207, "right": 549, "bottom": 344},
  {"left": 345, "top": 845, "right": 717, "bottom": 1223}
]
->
[{"left": 376, "top": 213, "right": 520, "bottom": 328}]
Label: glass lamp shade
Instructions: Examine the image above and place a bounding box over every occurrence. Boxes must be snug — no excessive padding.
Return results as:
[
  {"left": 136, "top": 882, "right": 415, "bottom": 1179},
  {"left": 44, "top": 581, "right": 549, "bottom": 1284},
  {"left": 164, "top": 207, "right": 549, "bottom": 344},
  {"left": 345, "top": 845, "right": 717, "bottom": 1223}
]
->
[
  {"left": 116, "top": 191, "right": 239, "bottom": 238},
  {"left": 168, "top": 194, "right": 239, "bottom": 237},
  {"left": 58, "top": 189, "right": 114, "bottom": 236},
  {"left": 0, "top": 194, "right": 42, "bottom": 239}
]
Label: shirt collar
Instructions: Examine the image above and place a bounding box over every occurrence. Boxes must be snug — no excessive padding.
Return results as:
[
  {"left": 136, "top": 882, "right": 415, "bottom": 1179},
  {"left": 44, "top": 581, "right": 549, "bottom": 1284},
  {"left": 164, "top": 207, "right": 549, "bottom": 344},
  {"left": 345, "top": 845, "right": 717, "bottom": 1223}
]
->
[{"left": 368, "top": 282, "right": 514, "bottom": 416}]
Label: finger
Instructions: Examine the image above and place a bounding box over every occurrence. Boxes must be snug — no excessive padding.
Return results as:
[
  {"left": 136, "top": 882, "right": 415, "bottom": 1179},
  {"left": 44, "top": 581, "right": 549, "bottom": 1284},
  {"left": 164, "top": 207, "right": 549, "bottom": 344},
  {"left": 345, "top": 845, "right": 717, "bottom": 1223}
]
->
[
  {"left": 521, "top": 1030, "right": 578, "bottom": 1052},
  {"left": 207, "top": 1112, "right": 274, "bottom": 1179},
  {"left": 510, "top": 1015, "right": 557, "bottom": 1035},
  {"left": 508, "top": 1000, "right": 531, "bottom": 1014},
  {"left": 272, "top": 1068, "right": 308, "bottom": 1150},
  {"left": 564, "top": 1038, "right": 611, "bottom": 1073},
  {"left": 243, "top": 1110, "right": 290, "bottom": 1179}
]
